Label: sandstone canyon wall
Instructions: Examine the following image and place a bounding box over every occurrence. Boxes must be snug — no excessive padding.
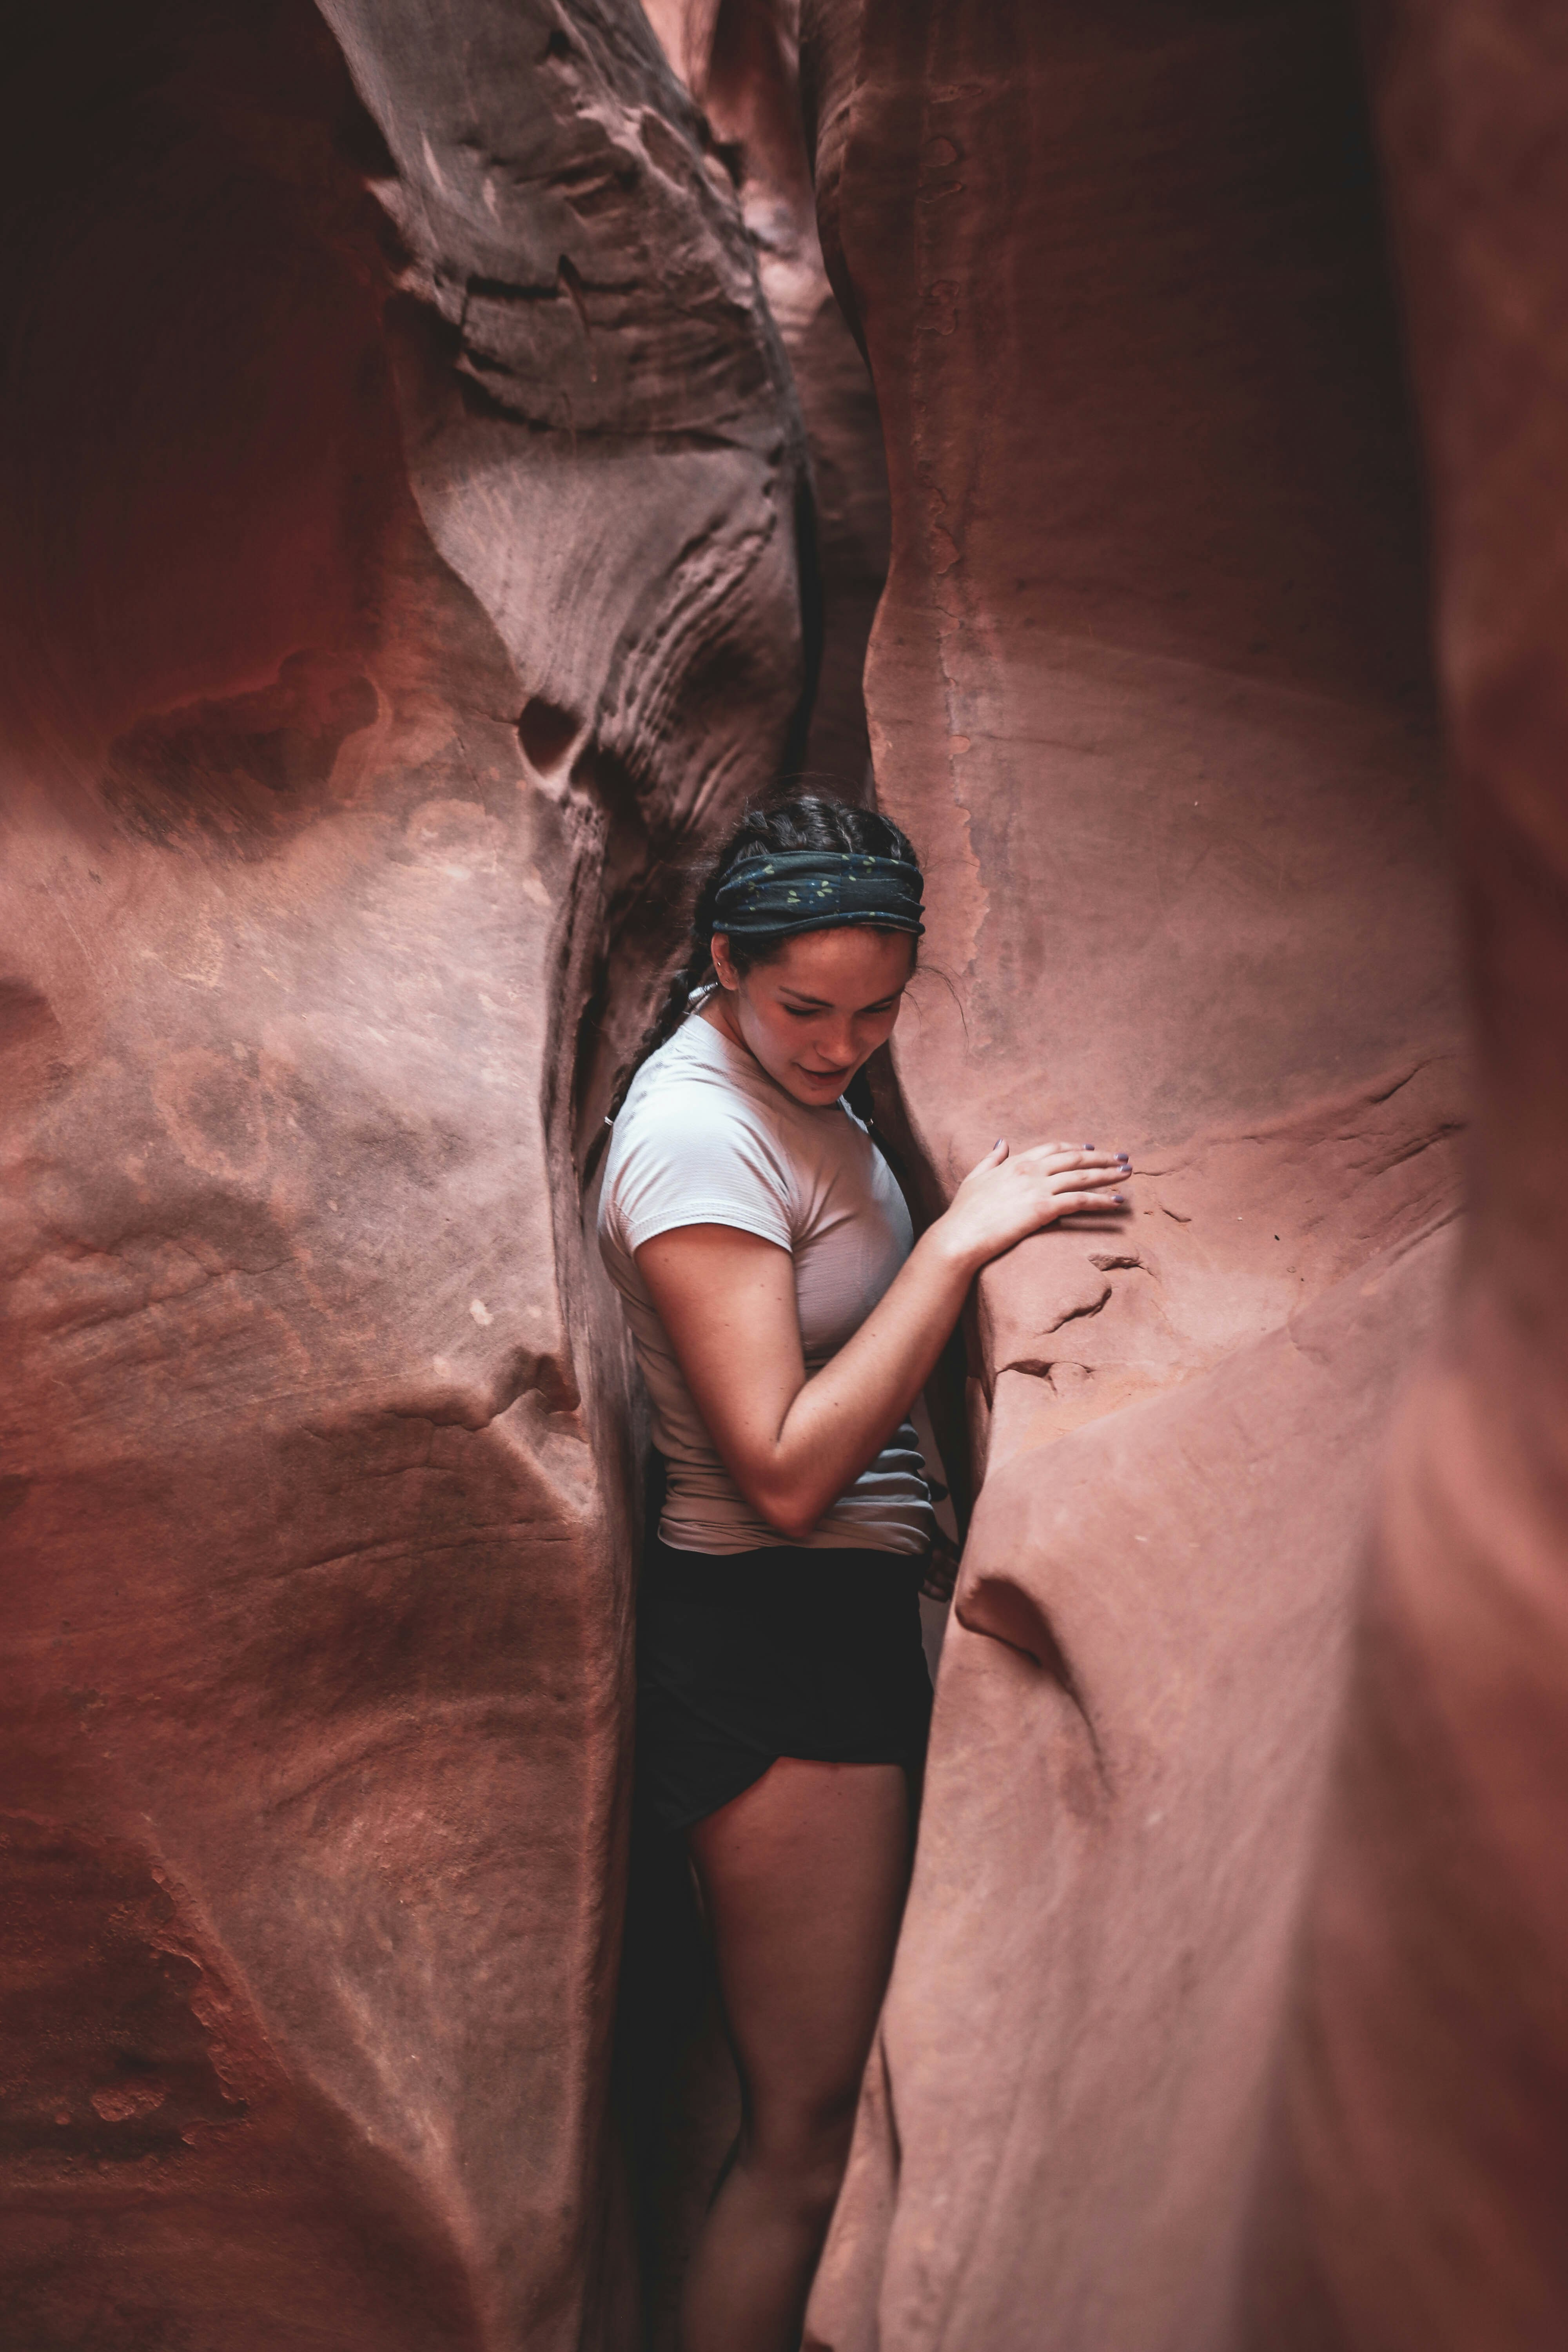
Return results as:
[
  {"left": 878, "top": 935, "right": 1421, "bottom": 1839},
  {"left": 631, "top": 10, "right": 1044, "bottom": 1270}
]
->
[
  {"left": 800, "top": 3, "right": 1467, "bottom": 2347},
  {"left": 644, "top": 0, "right": 891, "bottom": 803},
  {"left": 0, "top": 4, "right": 808, "bottom": 2344},
  {"left": 1242, "top": 4, "right": 1568, "bottom": 2343},
  {"left": 4, "top": 1, "right": 1567, "bottom": 2347}
]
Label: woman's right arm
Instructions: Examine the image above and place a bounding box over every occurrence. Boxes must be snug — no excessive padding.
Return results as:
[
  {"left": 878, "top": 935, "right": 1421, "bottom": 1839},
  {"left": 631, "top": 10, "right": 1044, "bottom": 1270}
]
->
[{"left": 637, "top": 1140, "right": 1127, "bottom": 1543}]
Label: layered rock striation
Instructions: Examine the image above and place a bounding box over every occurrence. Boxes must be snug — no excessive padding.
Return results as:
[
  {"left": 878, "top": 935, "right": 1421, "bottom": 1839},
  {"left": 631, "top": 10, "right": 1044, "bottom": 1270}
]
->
[
  {"left": 644, "top": 0, "right": 892, "bottom": 799},
  {"left": 800, "top": 4, "right": 1465, "bottom": 2346},
  {"left": 0, "top": 4, "right": 806, "bottom": 2344},
  {"left": 5, "top": 0, "right": 1567, "bottom": 2346}
]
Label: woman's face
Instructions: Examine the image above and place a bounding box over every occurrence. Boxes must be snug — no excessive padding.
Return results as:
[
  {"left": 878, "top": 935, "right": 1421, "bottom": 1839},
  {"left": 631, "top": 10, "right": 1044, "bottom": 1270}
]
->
[{"left": 710, "top": 925, "right": 917, "bottom": 1108}]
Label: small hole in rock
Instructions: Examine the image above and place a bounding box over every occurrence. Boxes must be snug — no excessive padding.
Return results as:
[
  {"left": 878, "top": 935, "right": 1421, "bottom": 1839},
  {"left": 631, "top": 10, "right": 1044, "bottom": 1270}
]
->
[{"left": 518, "top": 697, "right": 582, "bottom": 777}]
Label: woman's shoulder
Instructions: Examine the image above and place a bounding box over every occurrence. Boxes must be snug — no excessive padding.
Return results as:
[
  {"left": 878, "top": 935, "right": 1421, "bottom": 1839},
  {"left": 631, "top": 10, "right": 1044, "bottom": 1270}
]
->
[
  {"left": 601, "top": 1026, "right": 797, "bottom": 1252},
  {"left": 608, "top": 1023, "right": 789, "bottom": 1184},
  {"left": 621, "top": 1017, "right": 757, "bottom": 1128}
]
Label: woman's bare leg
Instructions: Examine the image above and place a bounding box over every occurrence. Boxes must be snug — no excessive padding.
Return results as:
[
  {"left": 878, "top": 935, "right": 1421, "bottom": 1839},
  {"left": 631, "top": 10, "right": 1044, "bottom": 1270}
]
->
[{"left": 679, "top": 1758, "right": 913, "bottom": 2352}]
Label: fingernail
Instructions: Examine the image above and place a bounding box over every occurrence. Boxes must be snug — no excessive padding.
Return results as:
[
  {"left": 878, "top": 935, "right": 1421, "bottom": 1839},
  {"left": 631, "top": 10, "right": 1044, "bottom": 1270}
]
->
[
  {"left": 1084, "top": 1142, "right": 1094, "bottom": 1149},
  {"left": 1114, "top": 1194, "right": 1128, "bottom": 1205},
  {"left": 995, "top": 1138, "right": 1005, "bottom": 1149}
]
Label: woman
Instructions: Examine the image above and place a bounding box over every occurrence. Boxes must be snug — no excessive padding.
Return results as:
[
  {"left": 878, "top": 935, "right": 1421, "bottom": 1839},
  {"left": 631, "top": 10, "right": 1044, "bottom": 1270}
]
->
[{"left": 598, "top": 795, "right": 1129, "bottom": 2351}]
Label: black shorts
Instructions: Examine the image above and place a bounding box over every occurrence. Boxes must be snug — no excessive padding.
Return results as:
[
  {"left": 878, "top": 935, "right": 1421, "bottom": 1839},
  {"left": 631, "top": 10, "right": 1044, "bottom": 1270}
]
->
[{"left": 637, "top": 1536, "right": 934, "bottom": 1836}]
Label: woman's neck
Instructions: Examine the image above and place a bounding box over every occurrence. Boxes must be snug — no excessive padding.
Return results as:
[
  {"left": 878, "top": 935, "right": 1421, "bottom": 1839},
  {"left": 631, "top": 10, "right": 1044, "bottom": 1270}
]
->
[
  {"left": 699, "top": 989, "right": 803, "bottom": 1106},
  {"left": 699, "top": 987, "right": 748, "bottom": 1057}
]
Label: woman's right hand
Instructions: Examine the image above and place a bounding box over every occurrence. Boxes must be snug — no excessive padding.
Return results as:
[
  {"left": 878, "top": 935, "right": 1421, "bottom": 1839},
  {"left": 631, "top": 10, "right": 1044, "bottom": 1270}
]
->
[{"left": 933, "top": 1139, "right": 1130, "bottom": 1276}]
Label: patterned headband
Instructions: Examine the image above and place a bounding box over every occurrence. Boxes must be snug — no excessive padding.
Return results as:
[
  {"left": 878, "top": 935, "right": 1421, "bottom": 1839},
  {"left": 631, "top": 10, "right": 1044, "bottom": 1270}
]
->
[{"left": 709, "top": 850, "right": 926, "bottom": 940}]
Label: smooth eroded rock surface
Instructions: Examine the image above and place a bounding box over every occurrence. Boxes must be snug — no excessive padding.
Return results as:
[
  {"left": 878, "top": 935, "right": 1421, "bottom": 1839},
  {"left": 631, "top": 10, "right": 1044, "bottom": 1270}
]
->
[
  {"left": 801, "top": 4, "right": 1465, "bottom": 2345},
  {"left": 1241, "top": 4, "right": 1568, "bottom": 2343},
  {"left": 8, "top": 1, "right": 1565, "bottom": 2345},
  {"left": 0, "top": 4, "right": 806, "bottom": 2343},
  {"left": 644, "top": 0, "right": 892, "bottom": 799}
]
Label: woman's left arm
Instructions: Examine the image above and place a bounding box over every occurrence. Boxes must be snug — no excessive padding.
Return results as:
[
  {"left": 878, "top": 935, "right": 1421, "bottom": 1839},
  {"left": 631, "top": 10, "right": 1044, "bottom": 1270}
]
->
[
  {"left": 635, "top": 1216, "right": 967, "bottom": 1543},
  {"left": 636, "top": 1138, "right": 1127, "bottom": 1540}
]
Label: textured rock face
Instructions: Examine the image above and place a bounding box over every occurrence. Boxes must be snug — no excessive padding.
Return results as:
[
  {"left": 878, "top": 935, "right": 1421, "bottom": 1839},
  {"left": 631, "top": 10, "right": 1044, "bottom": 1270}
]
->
[
  {"left": 7, "top": 2, "right": 1563, "bottom": 2346},
  {"left": 800, "top": 3, "right": 1465, "bottom": 2346},
  {"left": 644, "top": 0, "right": 891, "bottom": 797},
  {"left": 0, "top": 4, "right": 805, "bottom": 2344},
  {"left": 1242, "top": 6, "right": 1568, "bottom": 2344}
]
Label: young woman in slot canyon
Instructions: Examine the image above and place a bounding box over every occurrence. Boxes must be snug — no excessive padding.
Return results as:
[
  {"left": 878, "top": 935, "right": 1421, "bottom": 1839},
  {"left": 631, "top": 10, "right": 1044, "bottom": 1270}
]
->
[{"left": 598, "top": 793, "right": 1129, "bottom": 2351}]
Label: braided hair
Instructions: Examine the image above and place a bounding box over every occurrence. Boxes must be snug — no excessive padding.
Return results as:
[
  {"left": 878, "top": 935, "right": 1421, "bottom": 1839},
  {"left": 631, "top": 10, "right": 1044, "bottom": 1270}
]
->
[{"left": 603, "top": 793, "right": 922, "bottom": 1134}]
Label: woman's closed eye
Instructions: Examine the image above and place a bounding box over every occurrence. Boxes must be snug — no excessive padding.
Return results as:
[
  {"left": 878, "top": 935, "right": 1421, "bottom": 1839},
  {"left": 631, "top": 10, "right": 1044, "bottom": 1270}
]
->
[{"left": 782, "top": 998, "right": 898, "bottom": 1022}]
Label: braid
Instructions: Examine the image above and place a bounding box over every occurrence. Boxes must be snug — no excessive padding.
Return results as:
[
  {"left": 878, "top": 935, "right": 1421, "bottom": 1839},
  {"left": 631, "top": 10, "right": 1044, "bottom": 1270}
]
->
[
  {"left": 598, "top": 789, "right": 922, "bottom": 1142},
  {"left": 602, "top": 938, "right": 711, "bottom": 1129}
]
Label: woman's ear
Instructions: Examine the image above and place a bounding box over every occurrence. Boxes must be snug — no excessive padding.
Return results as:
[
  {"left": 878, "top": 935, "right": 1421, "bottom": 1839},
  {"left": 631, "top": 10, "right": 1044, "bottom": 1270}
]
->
[{"left": 710, "top": 932, "right": 739, "bottom": 990}]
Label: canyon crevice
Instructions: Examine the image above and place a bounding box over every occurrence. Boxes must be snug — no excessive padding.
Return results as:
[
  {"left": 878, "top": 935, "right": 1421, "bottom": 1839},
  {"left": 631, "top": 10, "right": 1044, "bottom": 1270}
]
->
[{"left": 3, "top": 3, "right": 1566, "bottom": 2349}]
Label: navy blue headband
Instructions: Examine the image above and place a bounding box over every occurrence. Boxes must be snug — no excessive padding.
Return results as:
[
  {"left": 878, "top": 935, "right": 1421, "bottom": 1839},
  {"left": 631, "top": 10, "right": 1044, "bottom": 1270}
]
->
[{"left": 710, "top": 850, "right": 925, "bottom": 940}]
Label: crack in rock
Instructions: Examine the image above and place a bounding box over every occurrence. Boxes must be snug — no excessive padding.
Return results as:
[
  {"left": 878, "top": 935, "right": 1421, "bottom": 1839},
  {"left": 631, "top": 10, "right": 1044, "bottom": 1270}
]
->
[
  {"left": 1045, "top": 1283, "right": 1112, "bottom": 1333},
  {"left": 998, "top": 1360, "right": 1094, "bottom": 1390}
]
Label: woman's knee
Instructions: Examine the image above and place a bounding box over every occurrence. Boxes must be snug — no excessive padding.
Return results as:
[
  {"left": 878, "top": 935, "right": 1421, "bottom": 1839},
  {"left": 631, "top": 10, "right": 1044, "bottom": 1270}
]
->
[{"left": 747, "top": 2093, "right": 859, "bottom": 2216}]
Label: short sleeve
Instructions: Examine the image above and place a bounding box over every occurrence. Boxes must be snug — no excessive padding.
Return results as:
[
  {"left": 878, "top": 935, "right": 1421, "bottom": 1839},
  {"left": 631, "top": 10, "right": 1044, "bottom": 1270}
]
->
[{"left": 606, "top": 1087, "right": 794, "bottom": 1257}]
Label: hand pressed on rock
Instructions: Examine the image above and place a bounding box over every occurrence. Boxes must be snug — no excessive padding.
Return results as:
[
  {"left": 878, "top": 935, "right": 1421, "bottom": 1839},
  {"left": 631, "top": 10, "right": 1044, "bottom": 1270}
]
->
[
  {"left": 636, "top": 1144, "right": 1130, "bottom": 1546},
  {"left": 935, "top": 1139, "right": 1130, "bottom": 1275},
  {"left": 920, "top": 1524, "right": 962, "bottom": 1604}
]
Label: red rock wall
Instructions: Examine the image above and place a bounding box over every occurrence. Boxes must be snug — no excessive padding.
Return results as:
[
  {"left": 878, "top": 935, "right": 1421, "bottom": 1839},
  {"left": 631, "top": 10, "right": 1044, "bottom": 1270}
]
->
[
  {"left": 0, "top": 4, "right": 806, "bottom": 2344},
  {"left": 1242, "top": 5, "right": 1568, "bottom": 2343},
  {"left": 799, "top": 4, "right": 1466, "bottom": 2346},
  {"left": 644, "top": 0, "right": 892, "bottom": 798},
  {"left": 7, "top": 0, "right": 1563, "bottom": 2343}
]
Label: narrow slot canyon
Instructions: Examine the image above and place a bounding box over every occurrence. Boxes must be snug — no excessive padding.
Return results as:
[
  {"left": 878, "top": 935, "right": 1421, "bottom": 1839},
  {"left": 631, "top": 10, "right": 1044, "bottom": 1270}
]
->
[{"left": 2, "top": 4, "right": 1566, "bottom": 2351}]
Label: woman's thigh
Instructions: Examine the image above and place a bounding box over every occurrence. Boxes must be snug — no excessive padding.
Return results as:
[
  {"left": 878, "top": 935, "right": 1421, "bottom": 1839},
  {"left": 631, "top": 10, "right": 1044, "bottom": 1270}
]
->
[{"left": 687, "top": 1758, "right": 912, "bottom": 2160}]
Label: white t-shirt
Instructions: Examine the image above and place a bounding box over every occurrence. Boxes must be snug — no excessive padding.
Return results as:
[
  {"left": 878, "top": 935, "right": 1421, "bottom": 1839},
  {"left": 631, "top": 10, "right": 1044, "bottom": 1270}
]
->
[{"left": 598, "top": 1007, "right": 936, "bottom": 1555}]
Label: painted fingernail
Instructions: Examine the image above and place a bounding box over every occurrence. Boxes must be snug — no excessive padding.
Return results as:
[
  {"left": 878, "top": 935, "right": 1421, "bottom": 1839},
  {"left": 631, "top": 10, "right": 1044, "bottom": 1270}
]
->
[
  {"left": 995, "top": 1138, "right": 1005, "bottom": 1149},
  {"left": 1114, "top": 1194, "right": 1128, "bottom": 1205}
]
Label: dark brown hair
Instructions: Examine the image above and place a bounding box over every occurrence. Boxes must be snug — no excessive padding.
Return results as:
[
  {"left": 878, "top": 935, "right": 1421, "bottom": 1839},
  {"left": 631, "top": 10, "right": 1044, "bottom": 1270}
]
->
[{"left": 604, "top": 792, "right": 922, "bottom": 1131}]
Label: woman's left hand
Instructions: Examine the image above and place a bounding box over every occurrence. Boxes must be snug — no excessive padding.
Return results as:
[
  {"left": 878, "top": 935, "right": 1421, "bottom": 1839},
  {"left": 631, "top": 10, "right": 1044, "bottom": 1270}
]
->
[{"left": 920, "top": 1526, "right": 961, "bottom": 1603}]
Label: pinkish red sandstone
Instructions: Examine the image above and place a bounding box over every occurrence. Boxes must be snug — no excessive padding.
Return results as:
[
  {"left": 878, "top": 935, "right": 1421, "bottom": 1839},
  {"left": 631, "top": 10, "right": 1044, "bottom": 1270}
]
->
[
  {"left": 0, "top": 3, "right": 805, "bottom": 2343},
  {"left": 5, "top": 1, "right": 1568, "bottom": 2347},
  {"left": 801, "top": 4, "right": 1465, "bottom": 2347},
  {"left": 1243, "top": 4, "right": 1568, "bottom": 2342}
]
